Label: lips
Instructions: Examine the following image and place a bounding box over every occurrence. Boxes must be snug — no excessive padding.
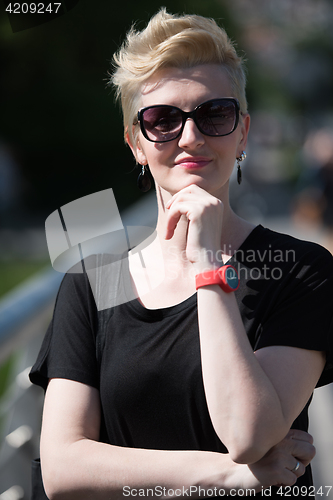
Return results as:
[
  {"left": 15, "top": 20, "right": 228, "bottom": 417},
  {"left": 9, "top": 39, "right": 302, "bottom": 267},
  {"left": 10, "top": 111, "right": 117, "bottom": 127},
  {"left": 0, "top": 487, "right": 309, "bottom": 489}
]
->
[{"left": 175, "top": 157, "right": 212, "bottom": 169}]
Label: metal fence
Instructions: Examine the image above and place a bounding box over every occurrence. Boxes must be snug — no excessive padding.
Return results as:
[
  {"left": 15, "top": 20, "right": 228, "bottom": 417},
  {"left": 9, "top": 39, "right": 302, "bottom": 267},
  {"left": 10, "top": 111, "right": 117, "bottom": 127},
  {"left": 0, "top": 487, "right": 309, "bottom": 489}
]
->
[{"left": 0, "top": 270, "right": 63, "bottom": 499}]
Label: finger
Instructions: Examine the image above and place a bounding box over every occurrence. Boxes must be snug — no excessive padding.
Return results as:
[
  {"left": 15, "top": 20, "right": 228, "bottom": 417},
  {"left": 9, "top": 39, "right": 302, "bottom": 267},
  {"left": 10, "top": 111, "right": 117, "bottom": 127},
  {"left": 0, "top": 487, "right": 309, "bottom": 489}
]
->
[
  {"left": 165, "top": 186, "right": 193, "bottom": 208},
  {"left": 165, "top": 203, "right": 192, "bottom": 240},
  {"left": 165, "top": 184, "right": 208, "bottom": 210},
  {"left": 287, "top": 459, "right": 306, "bottom": 479},
  {"left": 165, "top": 197, "right": 175, "bottom": 210},
  {"left": 286, "top": 429, "right": 314, "bottom": 444},
  {"left": 289, "top": 439, "right": 316, "bottom": 466},
  {"left": 165, "top": 191, "right": 196, "bottom": 210},
  {"left": 165, "top": 209, "right": 182, "bottom": 239},
  {"left": 279, "top": 464, "right": 305, "bottom": 487},
  {"left": 272, "top": 459, "right": 306, "bottom": 487}
]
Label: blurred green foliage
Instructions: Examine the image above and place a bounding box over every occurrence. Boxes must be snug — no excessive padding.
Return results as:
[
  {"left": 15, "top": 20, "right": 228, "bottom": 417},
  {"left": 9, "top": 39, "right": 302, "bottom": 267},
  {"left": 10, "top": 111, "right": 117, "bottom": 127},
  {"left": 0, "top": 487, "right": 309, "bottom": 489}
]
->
[
  {"left": 0, "top": 356, "right": 14, "bottom": 399},
  {"left": 0, "top": 260, "right": 49, "bottom": 297}
]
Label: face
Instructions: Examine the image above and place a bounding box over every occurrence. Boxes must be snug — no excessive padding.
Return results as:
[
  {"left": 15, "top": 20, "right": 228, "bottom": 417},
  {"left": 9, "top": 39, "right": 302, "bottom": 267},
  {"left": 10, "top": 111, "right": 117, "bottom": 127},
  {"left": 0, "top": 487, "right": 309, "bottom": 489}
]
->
[{"left": 127, "top": 64, "right": 250, "bottom": 199}]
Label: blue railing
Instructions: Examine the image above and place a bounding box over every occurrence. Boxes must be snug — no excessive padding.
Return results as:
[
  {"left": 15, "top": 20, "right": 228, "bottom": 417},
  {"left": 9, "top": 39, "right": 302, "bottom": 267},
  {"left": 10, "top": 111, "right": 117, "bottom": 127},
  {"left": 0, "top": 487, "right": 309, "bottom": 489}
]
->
[{"left": 0, "top": 268, "right": 63, "bottom": 358}]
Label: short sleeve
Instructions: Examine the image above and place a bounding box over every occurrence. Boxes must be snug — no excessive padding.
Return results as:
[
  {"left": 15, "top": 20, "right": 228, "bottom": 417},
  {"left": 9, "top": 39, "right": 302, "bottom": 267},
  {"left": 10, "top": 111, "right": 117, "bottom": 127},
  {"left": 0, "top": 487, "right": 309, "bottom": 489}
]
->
[
  {"left": 254, "top": 241, "right": 333, "bottom": 387},
  {"left": 29, "top": 271, "right": 99, "bottom": 390}
]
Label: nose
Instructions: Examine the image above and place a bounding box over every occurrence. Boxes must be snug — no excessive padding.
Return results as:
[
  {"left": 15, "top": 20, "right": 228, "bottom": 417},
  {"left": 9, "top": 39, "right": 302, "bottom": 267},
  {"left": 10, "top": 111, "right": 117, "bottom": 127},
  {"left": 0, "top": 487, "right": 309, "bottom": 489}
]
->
[{"left": 177, "top": 118, "right": 205, "bottom": 149}]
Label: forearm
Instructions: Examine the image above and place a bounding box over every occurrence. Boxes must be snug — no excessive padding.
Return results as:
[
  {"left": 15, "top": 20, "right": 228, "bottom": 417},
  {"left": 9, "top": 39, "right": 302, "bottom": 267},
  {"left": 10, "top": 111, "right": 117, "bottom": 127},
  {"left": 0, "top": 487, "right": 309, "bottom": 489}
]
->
[
  {"left": 40, "top": 382, "right": 314, "bottom": 500},
  {"left": 42, "top": 440, "right": 246, "bottom": 500},
  {"left": 42, "top": 430, "right": 315, "bottom": 500},
  {"left": 41, "top": 380, "right": 245, "bottom": 500},
  {"left": 197, "top": 285, "right": 288, "bottom": 463}
]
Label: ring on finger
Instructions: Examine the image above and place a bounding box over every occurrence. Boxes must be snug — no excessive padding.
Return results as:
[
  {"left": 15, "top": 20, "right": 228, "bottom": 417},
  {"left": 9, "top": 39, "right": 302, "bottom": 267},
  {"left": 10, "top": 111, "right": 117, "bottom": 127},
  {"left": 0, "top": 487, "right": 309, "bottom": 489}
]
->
[{"left": 291, "top": 461, "right": 300, "bottom": 472}]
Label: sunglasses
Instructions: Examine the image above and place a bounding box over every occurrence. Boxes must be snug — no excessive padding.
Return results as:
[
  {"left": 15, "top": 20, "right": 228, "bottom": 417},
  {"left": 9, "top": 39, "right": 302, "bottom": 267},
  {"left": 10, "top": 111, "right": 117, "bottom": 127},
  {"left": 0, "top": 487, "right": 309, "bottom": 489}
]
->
[{"left": 136, "top": 98, "right": 240, "bottom": 143}]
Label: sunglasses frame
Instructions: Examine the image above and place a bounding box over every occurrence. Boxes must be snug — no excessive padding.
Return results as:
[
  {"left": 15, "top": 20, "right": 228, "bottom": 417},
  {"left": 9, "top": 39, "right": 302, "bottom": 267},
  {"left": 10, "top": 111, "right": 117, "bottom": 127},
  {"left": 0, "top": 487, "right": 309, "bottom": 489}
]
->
[{"left": 136, "top": 98, "right": 241, "bottom": 143}]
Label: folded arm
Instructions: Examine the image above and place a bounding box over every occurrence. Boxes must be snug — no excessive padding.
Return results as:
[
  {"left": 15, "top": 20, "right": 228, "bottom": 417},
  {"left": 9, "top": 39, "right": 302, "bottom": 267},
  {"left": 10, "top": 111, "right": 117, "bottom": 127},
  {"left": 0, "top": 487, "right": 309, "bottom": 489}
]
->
[
  {"left": 197, "top": 286, "right": 325, "bottom": 464},
  {"left": 40, "top": 378, "right": 314, "bottom": 500},
  {"left": 164, "top": 183, "right": 327, "bottom": 465}
]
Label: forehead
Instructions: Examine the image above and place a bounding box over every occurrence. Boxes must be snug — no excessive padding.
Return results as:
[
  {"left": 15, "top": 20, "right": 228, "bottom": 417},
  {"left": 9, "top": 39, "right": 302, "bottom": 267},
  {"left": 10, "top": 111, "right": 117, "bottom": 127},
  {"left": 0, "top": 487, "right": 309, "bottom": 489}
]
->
[{"left": 140, "top": 64, "right": 233, "bottom": 108}]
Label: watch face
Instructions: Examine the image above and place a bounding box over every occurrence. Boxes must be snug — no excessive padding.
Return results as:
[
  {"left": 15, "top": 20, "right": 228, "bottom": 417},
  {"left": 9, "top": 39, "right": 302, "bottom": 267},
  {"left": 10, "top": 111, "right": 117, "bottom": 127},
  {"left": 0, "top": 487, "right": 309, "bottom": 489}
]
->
[{"left": 225, "top": 266, "right": 239, "bottom": 290}]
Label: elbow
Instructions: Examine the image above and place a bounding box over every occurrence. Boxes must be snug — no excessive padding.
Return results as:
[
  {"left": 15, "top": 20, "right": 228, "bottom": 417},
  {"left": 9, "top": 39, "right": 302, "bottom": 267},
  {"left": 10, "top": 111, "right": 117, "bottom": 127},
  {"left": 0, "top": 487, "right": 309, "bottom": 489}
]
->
[
  {"left": 228, "top": 442, "right": 268, "bottom": 464},
  {"left": 43, "top": 489, "right": 62, "bottom": 500},
  {"left": 214, "top": 408, "right": 292, "bottom": 465},
  {"left": 42, "top": 474, "right": 65, "bottom": 500},
  {"left": 43, "top": 481, "right": 62, "bottom": 500},
  {"left": 41, "top": 461, "right": 76, "bottom": 500},
  {"left": 43, "top": 478, "right": 78, "bottom": 500},
  {"left": 226, "top": 426, "right": 289, "bottom": 465}
]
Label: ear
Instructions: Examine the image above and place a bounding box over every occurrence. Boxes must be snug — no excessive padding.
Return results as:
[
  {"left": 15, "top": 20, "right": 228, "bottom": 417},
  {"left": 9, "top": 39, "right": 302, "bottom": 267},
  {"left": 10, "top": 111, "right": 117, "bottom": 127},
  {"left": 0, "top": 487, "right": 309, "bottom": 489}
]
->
[
  {"left": 237, "top": 113, "right": 251, "bottom": 155},
  {"left": 126, "top": 127, "right": 147, "bottom": 166}
]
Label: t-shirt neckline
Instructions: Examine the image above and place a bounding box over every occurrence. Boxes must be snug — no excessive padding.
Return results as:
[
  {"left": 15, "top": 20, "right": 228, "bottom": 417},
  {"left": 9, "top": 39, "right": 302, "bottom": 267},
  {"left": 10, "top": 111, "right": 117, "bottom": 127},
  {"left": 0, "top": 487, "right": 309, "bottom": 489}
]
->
[{"left": 124, "top": 224, "right": 265, "bottom": 317}]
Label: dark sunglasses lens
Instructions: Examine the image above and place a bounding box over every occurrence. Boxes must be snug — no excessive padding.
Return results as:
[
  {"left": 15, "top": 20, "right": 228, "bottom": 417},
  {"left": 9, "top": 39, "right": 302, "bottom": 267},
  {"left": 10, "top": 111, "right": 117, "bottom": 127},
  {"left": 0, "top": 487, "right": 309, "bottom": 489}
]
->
[
  {"left": 142, "top": 106, "right": 183, "bottom": 142},
  {"left": 196, "top": 100, "right": 237, "bottom": 136}
]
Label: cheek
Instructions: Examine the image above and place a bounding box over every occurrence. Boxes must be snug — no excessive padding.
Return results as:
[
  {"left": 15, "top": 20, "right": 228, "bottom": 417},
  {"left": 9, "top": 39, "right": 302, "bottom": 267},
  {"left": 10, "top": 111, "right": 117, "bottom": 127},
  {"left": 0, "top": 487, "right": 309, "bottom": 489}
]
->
[
  {"left": 211, "top": 137, "right": 238, "bottom": 160},
  {"left": 142, "top": 141, "right": 174, "bottom": 165}
]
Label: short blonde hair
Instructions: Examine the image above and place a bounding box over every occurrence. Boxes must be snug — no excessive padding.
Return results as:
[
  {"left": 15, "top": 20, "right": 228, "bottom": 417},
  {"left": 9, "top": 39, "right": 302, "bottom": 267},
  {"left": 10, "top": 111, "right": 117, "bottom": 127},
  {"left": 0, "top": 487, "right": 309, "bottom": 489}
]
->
[{"left": 110, "top": 8, "right": 247, "bottom": 147}]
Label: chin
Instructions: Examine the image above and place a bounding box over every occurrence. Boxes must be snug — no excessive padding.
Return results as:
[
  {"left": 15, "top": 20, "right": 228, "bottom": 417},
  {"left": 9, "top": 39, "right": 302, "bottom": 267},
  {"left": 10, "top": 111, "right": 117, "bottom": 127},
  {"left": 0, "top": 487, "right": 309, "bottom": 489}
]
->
[
  {"left": 185, "top": 176, "right": 229, "bottom": 195},
  {"left": 156, "top": 172, "right": 229, "bottom": 197}
]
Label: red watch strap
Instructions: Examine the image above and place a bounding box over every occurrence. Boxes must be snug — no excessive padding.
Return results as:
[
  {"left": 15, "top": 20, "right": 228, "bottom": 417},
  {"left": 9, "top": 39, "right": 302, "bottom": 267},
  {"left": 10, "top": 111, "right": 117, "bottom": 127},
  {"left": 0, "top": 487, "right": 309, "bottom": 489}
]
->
[
  {"left": 195, "top": 268, "right": 221, "bottom": 289},
  {"left": 195, "top": 265, "right": 239, "bottom": 292}
]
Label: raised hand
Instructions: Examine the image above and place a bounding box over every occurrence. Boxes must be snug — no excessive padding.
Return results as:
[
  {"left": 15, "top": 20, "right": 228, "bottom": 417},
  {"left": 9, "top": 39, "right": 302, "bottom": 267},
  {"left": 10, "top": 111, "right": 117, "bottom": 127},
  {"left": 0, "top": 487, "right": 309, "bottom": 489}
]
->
[{"left": 165, "top": 184, "right": 224, "bottom": 270}]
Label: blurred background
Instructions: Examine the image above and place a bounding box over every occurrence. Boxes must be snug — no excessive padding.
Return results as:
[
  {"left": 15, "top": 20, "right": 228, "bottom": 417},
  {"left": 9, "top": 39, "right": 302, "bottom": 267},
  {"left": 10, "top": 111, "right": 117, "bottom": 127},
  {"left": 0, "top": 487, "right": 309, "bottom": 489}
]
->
[{"left": 0, "top": 0, "right": 333, "bottom": 498}]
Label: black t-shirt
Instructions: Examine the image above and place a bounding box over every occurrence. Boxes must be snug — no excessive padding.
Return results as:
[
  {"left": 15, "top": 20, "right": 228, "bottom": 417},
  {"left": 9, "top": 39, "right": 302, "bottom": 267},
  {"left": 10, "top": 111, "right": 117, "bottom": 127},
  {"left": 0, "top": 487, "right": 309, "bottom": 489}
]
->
[{"left": 30, "top": 225, "right": 333, "bottom": 497}]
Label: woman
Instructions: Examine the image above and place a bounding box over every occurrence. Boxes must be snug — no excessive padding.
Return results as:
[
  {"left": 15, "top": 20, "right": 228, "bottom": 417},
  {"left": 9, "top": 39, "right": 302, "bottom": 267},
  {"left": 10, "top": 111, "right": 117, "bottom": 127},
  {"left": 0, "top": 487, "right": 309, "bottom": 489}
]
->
[{"left": 30, "top": 9, "right": 333, "bottom": 499}]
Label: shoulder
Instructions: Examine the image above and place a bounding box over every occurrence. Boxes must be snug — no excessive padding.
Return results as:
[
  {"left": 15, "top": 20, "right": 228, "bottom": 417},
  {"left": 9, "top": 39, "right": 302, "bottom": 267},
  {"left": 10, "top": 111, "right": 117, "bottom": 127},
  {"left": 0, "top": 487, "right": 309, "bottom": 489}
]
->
[
  {"left": 50, "top": 260, "right": 106, "bottom": 335},
  {"left": 246, "top": 227, "right": 333, "bottom": 387},
  {"left": 29, "top": 269, "right": 99, "bottom": 390},
  {"left": 242, "top": 224, "right": 333, "bottom": 272},
  {"left": 56, "top": 251, "right": 123, "bottom": 311},
  {"left": 56, "top": 270, "right": 94, "bottom": 309}
]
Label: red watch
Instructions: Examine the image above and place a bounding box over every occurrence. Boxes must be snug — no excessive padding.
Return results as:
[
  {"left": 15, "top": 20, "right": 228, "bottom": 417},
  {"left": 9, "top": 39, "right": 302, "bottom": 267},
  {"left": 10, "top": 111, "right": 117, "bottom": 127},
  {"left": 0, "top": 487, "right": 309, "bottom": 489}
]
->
[{"left": 195, "top": 265, "right": 239, "bottom": 293}]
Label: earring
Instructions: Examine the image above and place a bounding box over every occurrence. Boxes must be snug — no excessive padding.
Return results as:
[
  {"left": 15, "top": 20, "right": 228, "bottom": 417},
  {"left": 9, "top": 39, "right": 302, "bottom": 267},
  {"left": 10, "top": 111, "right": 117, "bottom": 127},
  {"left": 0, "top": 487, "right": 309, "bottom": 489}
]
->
[
  {"left": 236, "top": 151, "right": 246, "bottom": 185},
  {"left": 137, "top": 164, "right": 151, "bottom": 192}
]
